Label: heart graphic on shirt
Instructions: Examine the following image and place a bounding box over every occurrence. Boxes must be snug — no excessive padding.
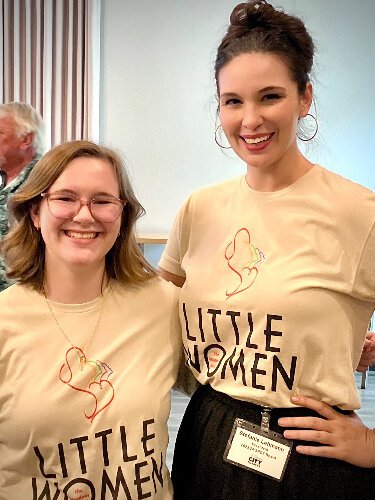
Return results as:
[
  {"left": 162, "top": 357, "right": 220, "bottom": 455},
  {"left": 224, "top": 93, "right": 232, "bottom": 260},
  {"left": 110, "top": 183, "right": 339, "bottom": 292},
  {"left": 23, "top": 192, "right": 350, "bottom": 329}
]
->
[
  {"left": 204, "top": 345, "right": 226, "bottom": 376},
  {"left": 59, "top": 347, "right": 115, "bottom": 422},
  {"left": 224, "top": 227, "right": 265, "bottom": 299}
]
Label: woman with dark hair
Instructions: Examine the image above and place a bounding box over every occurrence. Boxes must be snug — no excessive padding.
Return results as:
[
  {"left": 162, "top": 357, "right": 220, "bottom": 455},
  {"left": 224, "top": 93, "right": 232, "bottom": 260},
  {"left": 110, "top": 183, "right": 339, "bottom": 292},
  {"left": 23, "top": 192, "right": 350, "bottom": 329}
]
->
[
  {"left": 0, "top": 140, "right": 181, "bottom": 498},
  {"left": 159, "top": 1, "right": 375, "bottom": 497}
]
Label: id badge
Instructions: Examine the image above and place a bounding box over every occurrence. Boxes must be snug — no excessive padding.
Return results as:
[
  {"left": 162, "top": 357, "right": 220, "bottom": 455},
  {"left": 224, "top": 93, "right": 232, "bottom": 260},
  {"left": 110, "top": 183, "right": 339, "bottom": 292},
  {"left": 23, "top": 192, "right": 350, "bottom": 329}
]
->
[{"left": 223, "top": 418, "right": 293, "bottom": 481}]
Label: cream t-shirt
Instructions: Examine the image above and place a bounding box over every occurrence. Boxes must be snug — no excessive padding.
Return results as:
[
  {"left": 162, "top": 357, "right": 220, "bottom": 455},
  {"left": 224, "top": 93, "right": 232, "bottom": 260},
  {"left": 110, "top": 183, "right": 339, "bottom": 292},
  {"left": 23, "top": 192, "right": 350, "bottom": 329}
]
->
[
  {"left": 0, "top": 278, "right": 181, "bottom": 499},
  {"left": 160, "top": 165, "right": 375, "bottom": 409}
]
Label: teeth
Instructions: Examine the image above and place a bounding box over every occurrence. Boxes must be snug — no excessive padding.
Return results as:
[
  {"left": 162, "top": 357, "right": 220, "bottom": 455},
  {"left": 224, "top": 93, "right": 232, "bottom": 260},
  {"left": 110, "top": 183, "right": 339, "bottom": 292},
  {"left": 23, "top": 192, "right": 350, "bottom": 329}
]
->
[
  {"left": 244, "top": 134, "right": 272, "bottom": 144},
  {"left": 66, "top": 231, "right": 97, "bottom": 239}
]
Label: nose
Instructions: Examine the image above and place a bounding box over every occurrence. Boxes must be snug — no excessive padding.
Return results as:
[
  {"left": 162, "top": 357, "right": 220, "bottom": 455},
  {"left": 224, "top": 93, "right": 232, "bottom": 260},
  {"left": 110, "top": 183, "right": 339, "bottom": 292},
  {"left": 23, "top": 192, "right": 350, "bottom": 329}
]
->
[
  {"left": 72, "top": 202, "right": 95, "bottom": 223},
  {"left": 242, "top": 103, "right": 264, "bottom": 131}
]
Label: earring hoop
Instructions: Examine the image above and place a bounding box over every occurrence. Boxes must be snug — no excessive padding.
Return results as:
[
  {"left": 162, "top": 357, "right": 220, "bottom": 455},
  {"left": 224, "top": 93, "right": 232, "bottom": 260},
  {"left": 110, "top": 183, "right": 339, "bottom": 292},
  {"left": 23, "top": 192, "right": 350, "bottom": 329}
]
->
[
  {"left": 297, "top": 113, "right": 318, "bottom": 142},
  {"left": 215, "top": 124, "right": 232, "bottom": 149}
]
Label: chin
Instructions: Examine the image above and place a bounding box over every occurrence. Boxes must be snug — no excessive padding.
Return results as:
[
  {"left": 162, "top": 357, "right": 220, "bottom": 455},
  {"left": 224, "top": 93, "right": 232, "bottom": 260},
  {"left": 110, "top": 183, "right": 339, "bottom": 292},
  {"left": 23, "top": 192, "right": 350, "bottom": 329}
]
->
[{"left": 64, "top": 252, "right": 105, "bottom": 269}]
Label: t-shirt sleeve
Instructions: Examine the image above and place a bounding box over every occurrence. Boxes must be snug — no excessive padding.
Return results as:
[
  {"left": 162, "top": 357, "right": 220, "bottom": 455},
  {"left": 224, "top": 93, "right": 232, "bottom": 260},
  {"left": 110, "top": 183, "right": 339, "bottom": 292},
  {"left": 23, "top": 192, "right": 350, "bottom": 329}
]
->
[
  {"left": 159, "top": 199, "right": 190, "bottom": 277},
  {"left": 353, "top": 221, "right": 375, "bottom": 302}
]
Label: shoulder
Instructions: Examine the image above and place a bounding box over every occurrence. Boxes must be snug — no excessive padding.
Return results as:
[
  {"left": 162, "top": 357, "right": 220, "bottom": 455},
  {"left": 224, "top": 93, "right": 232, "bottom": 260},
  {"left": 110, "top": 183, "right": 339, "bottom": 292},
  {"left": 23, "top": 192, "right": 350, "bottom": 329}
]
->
[
  {"left": 179, "top": 176, "right": 243, "bottom": 217},
  {"left": 0, "top": 284, "right": 39, "bottom": 321},
  {"left": 143, "top": 276, "right": 180, "bottom": 302},
  {"left": 316, "top": 165, "right": 375, "bottom": 221},
  {"left": 188, "top": 176, "right": 243, "bottom": 202},
  {"left": 168, "top": 176, "right": 245, "bottom": 243},
  {"left": 317, "top": 166, "right": 375, "bottom": 203},
  {"left": 111, "top": 277, "right": 179, "bottom": 308},
  {"left": 0, "top": 283, "right": 30, "bottom": 303},
  {"left": 315, "top": 166, "right": 375, "bottom": 254},
  {"left": 107, "top": 279, "right": 181, "bottom": 342}
]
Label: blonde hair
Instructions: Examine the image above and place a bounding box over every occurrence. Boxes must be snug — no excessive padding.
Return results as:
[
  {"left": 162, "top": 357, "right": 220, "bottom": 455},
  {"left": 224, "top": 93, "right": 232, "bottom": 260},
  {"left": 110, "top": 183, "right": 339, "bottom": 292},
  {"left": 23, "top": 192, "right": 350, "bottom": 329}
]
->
[
  {"left": 0, "top": 102, "right": 45, "bottom": 155},
  {"left": 0, "top": 140, "right": 156, "bottom": 290}
]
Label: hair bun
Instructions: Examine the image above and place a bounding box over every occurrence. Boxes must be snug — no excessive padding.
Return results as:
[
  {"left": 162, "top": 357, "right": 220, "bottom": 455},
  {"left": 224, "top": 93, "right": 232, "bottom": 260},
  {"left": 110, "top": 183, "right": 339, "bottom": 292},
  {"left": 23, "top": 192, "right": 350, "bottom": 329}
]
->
[
  {"left": 230, "top": 1, "right": 276, "bottom": 31},
  {"left": 218, "top": 1, "right": 281, "bottom": 52},
  {"left": 215, "top": 0, "right": 315, "bottom": 96}
]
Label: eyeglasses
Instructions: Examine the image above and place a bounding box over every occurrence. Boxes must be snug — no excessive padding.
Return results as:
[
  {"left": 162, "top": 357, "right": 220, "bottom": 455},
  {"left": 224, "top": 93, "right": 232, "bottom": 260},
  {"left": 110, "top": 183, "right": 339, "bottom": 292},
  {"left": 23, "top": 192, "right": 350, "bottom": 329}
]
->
[{"left": 41, "top": 192, "right": 125, "bottom": 222}]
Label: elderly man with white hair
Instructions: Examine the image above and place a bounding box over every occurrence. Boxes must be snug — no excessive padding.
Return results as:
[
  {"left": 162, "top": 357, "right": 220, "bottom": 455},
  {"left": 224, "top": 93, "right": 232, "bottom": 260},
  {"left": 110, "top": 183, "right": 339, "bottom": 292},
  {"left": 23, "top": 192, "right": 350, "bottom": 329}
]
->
[{"left": 0, "top": 102, "right": 45, "bottom": 290}]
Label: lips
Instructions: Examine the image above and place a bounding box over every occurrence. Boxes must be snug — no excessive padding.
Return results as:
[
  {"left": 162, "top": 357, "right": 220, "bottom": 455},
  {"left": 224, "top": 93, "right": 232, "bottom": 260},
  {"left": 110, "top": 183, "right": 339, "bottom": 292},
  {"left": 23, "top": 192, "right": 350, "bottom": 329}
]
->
[
  {"left": 240, "top": 132, "right": 274, "bottom": 152},
  {"left": 65, "top": 230, "right": 98, "bottom": 239},
  {"left": 242, "top": 133, "right": 273, "bottom": 144}
]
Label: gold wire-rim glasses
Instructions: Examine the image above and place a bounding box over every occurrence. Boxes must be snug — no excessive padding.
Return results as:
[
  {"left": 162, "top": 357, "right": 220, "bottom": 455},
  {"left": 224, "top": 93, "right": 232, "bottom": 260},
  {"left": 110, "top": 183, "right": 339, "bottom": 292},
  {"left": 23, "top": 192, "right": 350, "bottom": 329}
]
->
[{"left": 40, "top": 191, "right": 126, "bottom": 223}]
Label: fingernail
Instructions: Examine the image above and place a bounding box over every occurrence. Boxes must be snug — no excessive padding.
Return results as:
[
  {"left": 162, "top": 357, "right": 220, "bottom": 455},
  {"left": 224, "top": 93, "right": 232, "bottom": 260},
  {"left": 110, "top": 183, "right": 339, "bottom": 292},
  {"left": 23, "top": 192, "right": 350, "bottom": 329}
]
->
[{"left": 291, "top": 396, "right": 300, "bottom": 403}]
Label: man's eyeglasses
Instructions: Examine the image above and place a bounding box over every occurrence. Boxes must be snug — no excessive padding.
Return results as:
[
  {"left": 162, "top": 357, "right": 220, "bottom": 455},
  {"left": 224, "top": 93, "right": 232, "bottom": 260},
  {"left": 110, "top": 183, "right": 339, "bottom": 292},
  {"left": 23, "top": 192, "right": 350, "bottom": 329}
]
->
[{"left": 41, "top": 192, "right": 125, "bottom": 223}]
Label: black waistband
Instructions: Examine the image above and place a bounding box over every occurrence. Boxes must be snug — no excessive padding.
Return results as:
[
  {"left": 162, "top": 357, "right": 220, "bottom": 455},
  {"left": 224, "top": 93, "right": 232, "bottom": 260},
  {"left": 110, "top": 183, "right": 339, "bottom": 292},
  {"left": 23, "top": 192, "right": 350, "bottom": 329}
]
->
[{"left": 198, "top": 383, "right": 351, "bottom": 429}]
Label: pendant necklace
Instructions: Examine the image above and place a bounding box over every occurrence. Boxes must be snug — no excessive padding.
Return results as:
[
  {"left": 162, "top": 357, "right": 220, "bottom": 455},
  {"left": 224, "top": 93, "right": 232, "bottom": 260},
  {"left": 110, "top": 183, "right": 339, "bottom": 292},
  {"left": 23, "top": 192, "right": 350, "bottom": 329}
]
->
[{"left": 42, "top": 287, "right": 105, "bottom": 371}]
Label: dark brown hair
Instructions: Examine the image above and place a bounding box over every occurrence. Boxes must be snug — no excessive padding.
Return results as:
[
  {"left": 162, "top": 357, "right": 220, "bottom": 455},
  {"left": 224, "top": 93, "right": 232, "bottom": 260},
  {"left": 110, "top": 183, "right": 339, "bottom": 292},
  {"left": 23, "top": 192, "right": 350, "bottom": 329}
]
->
[
  {"left": 215, "top": 0, "right": 315, "bottom": 95},
  {"left": 0, "top": 140, "right": 156, "bottom": 290}
]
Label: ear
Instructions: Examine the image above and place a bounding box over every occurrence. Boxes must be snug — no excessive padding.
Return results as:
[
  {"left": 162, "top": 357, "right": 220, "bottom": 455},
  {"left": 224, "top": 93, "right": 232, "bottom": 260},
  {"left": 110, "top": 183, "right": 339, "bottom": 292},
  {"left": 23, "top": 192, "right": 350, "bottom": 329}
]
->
[
  {"left": 20, "top": 132, "right": 34, "bottom": 150},
  {"left": 299, "top": 82, "right": 313, "bottom": 118},
  {"left": 30, "top": 202, "right": 40, "bottom": 230}
]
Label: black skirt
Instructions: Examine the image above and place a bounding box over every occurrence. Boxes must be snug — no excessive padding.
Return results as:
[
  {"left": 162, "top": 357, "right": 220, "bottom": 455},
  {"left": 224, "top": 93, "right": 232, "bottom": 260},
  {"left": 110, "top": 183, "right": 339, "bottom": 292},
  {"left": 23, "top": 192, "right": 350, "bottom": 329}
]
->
[{"left": 172, "top": 384, "right": 375, "bottom": 500}]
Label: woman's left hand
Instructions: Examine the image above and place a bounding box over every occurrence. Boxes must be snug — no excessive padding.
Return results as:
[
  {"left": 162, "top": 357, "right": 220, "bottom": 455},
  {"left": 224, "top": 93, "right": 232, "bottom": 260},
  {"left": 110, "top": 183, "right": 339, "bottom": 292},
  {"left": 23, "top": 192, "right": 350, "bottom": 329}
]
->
[{"left": 278, "top": 395, "right": 375, "bottom": 468}]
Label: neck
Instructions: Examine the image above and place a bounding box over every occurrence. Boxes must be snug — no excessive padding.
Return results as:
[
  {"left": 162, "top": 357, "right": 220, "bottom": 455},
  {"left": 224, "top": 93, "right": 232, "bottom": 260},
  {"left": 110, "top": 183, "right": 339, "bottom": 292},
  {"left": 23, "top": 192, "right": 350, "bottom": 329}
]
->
[
  {"left": 43, "top": 264, "right": 107, "bottom": 303},
  {"left": 3, "top": 151, "right": 35, "bottom": 185},
  {"left": 245, "top": 147, "right": 313, "bottom": 192}
]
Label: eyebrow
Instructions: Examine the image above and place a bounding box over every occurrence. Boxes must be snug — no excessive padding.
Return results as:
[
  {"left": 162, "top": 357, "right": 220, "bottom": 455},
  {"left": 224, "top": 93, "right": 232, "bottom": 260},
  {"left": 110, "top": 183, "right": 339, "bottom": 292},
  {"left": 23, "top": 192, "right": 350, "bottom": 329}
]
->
[
  {"left": 220, "top": 86, "right": 286, "bottom": 98},
  {"left": 50, "top": 189, "right": 118, "bottom": 198},
  {"left": 259, "top": 86, "right": 286, "bottom": 93},
  {"left": 219, "top": 92, "right": 239, "bottom": 99}
]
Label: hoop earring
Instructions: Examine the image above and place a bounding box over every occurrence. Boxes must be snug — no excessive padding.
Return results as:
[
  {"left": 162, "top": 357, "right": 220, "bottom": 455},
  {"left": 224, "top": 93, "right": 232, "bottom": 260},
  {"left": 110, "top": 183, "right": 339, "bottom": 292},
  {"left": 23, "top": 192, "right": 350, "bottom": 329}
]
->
[
  {"left": 297, "top": 113, "right": 318, "bottom": 142},
  {"left": 215, "top": 124, "right": 232, "bottom": 149}
]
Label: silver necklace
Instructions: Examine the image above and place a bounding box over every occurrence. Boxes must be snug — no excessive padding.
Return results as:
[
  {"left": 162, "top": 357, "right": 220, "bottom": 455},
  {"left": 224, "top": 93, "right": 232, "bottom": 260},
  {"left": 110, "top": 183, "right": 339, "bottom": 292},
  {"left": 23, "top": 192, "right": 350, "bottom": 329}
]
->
[{"left": 42, "top": 288, "right": 104, "bottom": 371}]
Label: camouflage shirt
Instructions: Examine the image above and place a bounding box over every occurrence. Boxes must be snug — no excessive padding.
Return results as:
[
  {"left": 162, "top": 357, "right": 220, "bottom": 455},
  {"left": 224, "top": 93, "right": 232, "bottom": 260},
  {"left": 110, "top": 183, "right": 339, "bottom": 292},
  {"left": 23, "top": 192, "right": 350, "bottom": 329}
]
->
[{"left": 0, "top": 155, "right": 41, "bottom": 291}]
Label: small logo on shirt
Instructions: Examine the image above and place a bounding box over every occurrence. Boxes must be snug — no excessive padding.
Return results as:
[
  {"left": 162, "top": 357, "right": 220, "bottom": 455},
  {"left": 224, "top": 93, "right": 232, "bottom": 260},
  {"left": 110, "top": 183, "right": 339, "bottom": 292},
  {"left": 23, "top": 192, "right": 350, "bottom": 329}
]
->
[
  {"left": 225, "top": 227, "right": 265, "bottom": 299},
  {"left": 59, "top": 347, "right": 115, "bottom": 422}
]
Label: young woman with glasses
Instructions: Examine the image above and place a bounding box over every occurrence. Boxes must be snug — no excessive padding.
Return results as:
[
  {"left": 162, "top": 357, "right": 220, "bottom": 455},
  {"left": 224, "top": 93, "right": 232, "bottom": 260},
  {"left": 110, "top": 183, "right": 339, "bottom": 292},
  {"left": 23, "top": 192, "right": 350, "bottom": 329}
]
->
[{"left": 0, "top": 140, "right": 182, "bottom": 498}]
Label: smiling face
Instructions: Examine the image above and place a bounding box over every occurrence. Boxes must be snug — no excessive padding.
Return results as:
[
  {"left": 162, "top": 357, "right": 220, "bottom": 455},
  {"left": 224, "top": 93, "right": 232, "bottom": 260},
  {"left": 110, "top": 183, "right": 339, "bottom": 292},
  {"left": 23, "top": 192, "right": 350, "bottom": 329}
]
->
[
  {"left": 218, "top": 52, "right": 312, "bottom": 188},
  {"left": 31, "top": 157, "right": 122, "bottom": 275}
]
